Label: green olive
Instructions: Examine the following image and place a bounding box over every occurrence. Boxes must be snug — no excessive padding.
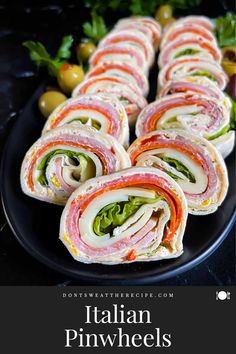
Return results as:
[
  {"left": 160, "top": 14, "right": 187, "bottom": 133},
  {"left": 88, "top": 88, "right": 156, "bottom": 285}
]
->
[
  {"left": 222, "top": 60, "right": 236, "bottom": 76},
  {"left": 38, "top": 91, "right": 67, "bottom": 118},
  {"left": 57, "top": 63, "right": 85, "bottom": 93},
  {"left": 221, "top": 47, "right": 236, "bottom": 76},
  {"left": 77, "top": 42, "right": 96, "bottom": 62},
  {"left": 163, "top": 17, "right": 175, "bottom": 27},
  {"left": 155, "top": 5, "right": 173, "bottom": 26}
]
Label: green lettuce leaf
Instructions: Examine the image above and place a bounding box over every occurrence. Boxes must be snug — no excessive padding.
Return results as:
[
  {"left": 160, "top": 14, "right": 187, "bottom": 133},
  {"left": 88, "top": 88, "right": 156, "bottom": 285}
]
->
[
  {"left": 36, "top": 149, "right": 95, "bottom": 186},
  {"left": 208, "top": 125, "right": 230, "bottom": 140},
  {"left": 159, "top": 156, "right": 196, "bottom": 183},
  {"left": 93, "top": 195, "right": 162, "bottom": 236},
  {"left": 163, "top": 169, "right": 181, "bottom": 181},
  {"left": 192, "top": 71, "right": 216, "bottom": 81},
  {"left": 225, "top": 93, "right": 236, "bottom": 129},
  {"left": 67, "top": 117, "right": 101, "bottom": 130},
  {"left": 208, "top": 93, "right": 236, "bottom": 139},
  {"left": 37, "top": 175, "right": 48, "bottom": 186},
  {"left": 174, "top": 48, "right": 200, "bottom": 58}
]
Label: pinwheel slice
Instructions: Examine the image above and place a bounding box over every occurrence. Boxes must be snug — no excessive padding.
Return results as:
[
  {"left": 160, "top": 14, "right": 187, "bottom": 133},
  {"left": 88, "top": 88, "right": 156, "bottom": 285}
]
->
[
  {"left": 158, "top": 56, "right": 228, "bottom": 90},
  {"left": 164, "top": 16, "right": 214, "bottom": 33},
  {"left": 20, "top": 125, "right": 131, "bottom": 205},
  {"left": 158, "top": 76, "right": 232, "bottom": 111},
  {"left": 73, "top": 74, "right": 143, "bottom": 96},
  {"left": 128, "top": 130, "right": 228, "bottom": 215},
  {"left": 113, "top": 23, "right": 154, "bottom": 48},
  {"left": 135, "top": 93, "right": 230, "bottom": 142},
  {"left": 72, "top": 77, "right": 147, "bottom": 126},
  {"left": 42, "top": 93, "right": 130, "bottom": 147},
  {"left": 98, "top": 30, "right": 155, "bottom": 66},
  {"left": 115, "top": 17, "right": 161, "bottom": 50},
  {"left": 89, "top": 44, "right": 147, "bottom": 73},
  {"left": 59, "top": 167, "right": 187, "bottom": 264},
  {"left": 160, "top": 23, "right": 217, "bottom": 49},
  {"left": 211, "top": 131, "right": 235, "bottom": 159},
  {"left": 86, "top": 61, "right": 149, "bottom": 96},
  {"left": 158, "top": 37, "right": 222, "bottom": 68},
  {"left": 158, "top": 81, "right": 234, "bottom": 158}
]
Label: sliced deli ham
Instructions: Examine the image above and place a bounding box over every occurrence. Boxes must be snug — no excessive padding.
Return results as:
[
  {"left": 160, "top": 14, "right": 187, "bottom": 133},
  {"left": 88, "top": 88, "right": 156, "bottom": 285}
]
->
[
  {"left": 59, "top": 167, "right": 187, "bottom": 264},
  {"left": 128, "top": 130, "right": 228, "bottom": 215},
  {"left": 20, "top": 125, "right": 131, "bottom": 205}
]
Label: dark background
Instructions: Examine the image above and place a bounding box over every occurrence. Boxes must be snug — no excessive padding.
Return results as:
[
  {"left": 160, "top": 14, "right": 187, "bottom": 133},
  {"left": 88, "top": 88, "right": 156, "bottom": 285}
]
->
[
  {"left": 0, "top": 0, "right": 235, "bottom": 285},
  {"left": 0, "top": 286, "right": 235, "bottom": 353}
]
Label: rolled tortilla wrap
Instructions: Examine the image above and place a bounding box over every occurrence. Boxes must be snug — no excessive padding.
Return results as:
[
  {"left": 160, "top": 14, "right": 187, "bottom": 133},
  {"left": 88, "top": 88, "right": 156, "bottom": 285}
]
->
[
  {"left": 158, "top": 56, "right": 228, "bottom": 91},
  {"left": 86, "top": 61, "right": 149, "bottom": 96},
  {"left": 113, "top": 24, "right": 154, "bottom": 49},
  {"left": 89, "top": 44, "right": 148, "bottom": 73},
  {"left": 164, "top": 16, "right": 214, "bottom": 33},
  {"left": 98, "top": 30, "right": 155, "bottom": 67},
  {"left": 42, "top": 93, "right": 129, "bottom": 148},
  {"left": 135, "top": 93, "right": 230, "bottom": 142},
  {"left": 158, "top": 37, "right": 222, "bottom": 68},
  {"left": 128, "top": 130, "right": 228, "bottom": 215},
  {"left": 72, "top": 76, "right": 147, "bottom": 126},
  {"left": 211, "top": 131, "right": 235, "bottom": 159},
  {"left": 158, "top": 76, "right": 232, "bottom": 113},
  {"left": 115, "top": 17, "right": 161, "bottom": 50},
  {"left": 20, "top": 125, "right": 131, "bottom": 205},
  {"left": 59, "top": 167, "right": 188, "bottom": 264},
  {"left": 160, "top": 23, "right": 217, "bottom": 50}
]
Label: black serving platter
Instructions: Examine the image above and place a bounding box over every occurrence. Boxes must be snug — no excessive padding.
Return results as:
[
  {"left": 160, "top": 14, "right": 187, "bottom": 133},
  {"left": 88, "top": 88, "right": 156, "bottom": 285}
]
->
[{"left": 1, "top": 73, "right": 236, "bottom": 285}]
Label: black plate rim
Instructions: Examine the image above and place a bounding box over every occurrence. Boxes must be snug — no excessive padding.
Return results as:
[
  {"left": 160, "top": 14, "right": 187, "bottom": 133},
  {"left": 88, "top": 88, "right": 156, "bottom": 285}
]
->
[{"left": 1, "top": 122, "right": 236, "bottom": 284}]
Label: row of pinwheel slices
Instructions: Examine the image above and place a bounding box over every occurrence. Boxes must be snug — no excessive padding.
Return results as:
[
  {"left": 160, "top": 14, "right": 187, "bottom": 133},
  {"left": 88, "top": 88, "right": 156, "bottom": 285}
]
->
[
  {"left": 20, "top": 16, "right": 230, "bottom": 265},
  {"left": 156, "top": 16, "right": 235, "bottom": 159},
  {"left": 137, "top": 15, "right": 234, "bottom": 158},
  {"left": 38, "top": 16, "right": 162, "bottom": 151},
  {"left": 72, "top": 16, "right": 161, "bottom": 126},
  {"left": 133, "top": 16, "right": 230, "bottom": 217},
  {"left": 61, "top": 18, "right": 191, "bottom": 264},
  {"left": 20, "top": 17, "right": 192, "bottom": 264},
  {"left": 21, "top": 16, "right": 162, "bottom": 204}
]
